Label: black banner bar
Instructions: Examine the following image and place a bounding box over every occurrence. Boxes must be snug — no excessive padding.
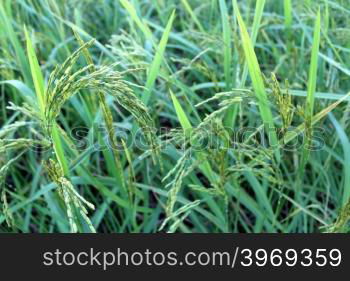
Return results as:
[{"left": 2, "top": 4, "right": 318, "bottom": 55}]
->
[{"left": 1, "top": 234, "right": 348, "bottom": 278}]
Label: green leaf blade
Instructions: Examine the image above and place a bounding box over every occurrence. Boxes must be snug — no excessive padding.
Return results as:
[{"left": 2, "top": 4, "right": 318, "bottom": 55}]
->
[
  {"left": 24, "top": 26, "right": 45, "bottom": 115},
  {"left": 142, "top": 10, "right": 175, "bottom": 105},
  {"left": 234, "top": 2, "right": 279, "bottom": 154}
]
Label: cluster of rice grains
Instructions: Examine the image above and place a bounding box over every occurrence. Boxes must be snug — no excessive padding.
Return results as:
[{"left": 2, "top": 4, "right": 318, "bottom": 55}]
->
[{"left": 1, "top": 38, "right": 158, "bottom": 232}]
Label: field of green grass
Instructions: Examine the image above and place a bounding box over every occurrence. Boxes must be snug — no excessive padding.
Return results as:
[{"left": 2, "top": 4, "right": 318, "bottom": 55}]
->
[{"left": 1, "top": 0, "right": 350, "bottom": 233}]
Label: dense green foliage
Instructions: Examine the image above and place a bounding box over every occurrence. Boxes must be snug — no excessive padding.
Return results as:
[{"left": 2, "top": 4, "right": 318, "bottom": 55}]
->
[{"left": 1, "top": 0, "right": 350, "bottom": 233}]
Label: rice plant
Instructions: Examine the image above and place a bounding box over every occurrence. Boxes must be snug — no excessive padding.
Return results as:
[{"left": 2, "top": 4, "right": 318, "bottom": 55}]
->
[{"left": 1, "top": 0, "right": 350, "bottom": 233}]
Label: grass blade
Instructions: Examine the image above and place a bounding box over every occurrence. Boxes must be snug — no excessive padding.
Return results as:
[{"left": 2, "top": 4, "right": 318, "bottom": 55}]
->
[
  {"left": 142, "top": 10, "right": 175, "bottom": 105},
  {"left": 51, "top": 123, "right": 69, "bottom": 174},
  {"left": 169, "top": 90, "right": 215, "bottom": 182},
  {"left": 219, "top": 0, "right": 232, "bottom": 92},
  {"left": 239, "top": 0, "right": 266, "bottom": 87},
  {"left": 306, "top": 9, "right": 321, "bottom": 119},
  {"left": 24, "top": 26, "right": 45, "bottom": 115},
  {"left": 24, "top": 26, "right": 69, "bottom": 175},
  {"left": 234, "top": 1, "right": 279, "bottom": 157},
  {"left": 181, "top": 0, "right": 204, "bottom": 33},
  {"left": 284, "top": 0, "right": 292, "bottom": 31},
  {"left": 170, "top": 90, "right": 192, "bottom": 133},
  {"left": 119, "top": 0, "right": 153, "bottom": 41},
  {"left": 0, "top": 5, "right": 32, "bottom": 85},
  {"left": 219, "top": 0, "right": 236, "bottom": 128},
  {"left": 329, "top": 113, "right": 350, "bottom": 206},
  {"left": 298, "top": 9, "right": 321, "bottom": 182}
]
